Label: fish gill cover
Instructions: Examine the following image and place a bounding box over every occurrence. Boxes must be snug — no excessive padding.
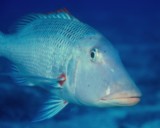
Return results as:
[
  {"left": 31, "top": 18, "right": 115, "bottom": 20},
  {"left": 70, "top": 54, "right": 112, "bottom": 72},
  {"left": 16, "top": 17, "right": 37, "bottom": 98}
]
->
[{"left": 0, "top": 0, "right": 159, "bottom": 128}]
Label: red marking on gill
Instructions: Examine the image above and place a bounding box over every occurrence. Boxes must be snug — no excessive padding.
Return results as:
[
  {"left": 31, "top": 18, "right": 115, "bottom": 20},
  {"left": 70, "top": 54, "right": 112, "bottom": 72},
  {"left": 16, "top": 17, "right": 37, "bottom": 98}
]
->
[
  {"left": 58, "top": 73, "right": 66, "bottom": 86},
  {"left": 64, "top": 101, "right": 68, "bottom": 104}
]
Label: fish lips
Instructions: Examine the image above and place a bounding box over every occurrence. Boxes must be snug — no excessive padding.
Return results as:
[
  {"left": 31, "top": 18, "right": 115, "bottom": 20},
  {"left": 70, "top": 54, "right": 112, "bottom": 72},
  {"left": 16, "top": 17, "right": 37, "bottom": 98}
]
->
[
  {"left": 99, "top": 96, "right": 140, "bottom": 106},
  {"left": 98, "top": 92, "right": 141, "bottom": 107}
]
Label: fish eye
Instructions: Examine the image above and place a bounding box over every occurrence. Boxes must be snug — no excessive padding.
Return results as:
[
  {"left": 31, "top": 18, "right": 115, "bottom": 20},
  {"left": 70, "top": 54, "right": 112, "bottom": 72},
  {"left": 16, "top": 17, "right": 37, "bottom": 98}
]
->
[{"left": 90, "top": 48, "right": 98, "bottom": 61}]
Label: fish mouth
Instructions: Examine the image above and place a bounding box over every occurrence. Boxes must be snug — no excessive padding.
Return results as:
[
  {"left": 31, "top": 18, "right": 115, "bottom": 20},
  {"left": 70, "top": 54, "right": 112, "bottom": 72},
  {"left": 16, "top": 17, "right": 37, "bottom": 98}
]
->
[{"left": 99, "top": 96, "right": 141, "bottom": 106}]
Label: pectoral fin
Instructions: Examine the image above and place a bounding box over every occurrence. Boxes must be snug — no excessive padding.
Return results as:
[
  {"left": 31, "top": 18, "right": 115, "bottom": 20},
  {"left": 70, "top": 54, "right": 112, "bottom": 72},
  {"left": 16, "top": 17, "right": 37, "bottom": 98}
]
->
[
  {"left": 14, "top": 74, "right": 61, "bottom": 88},
  {"left": 0, "top": 72, "right": 62, "bottom": 89},
  {"left": 33, "top": 96, "right": 68, "bottom": 122}
]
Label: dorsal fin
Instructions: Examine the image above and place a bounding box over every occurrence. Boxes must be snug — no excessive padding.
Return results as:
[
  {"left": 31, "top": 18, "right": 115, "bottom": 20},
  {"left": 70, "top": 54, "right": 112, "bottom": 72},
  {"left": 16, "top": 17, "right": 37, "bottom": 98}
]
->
[
  {"left": 14, "top": 9, "right": 77, "bottom": 32},
  {"left": 48, "top": 8, "right": 71, "bottom": 15},
  {"left": 56, "top": 8, "right": 71, "bottom": 15}
]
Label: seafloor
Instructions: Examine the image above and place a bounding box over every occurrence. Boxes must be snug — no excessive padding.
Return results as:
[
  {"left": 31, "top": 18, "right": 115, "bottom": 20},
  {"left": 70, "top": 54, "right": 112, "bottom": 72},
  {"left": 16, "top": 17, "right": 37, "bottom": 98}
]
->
[{"left": 0, "top": 0, "right": 159, "bottom": 128}]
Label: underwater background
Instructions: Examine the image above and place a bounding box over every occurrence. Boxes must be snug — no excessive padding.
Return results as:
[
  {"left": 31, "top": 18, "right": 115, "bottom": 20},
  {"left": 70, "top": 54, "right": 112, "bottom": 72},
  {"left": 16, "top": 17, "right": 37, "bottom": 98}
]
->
[{"left": 0, "top": 0, "right": 160, "bottom": 127}]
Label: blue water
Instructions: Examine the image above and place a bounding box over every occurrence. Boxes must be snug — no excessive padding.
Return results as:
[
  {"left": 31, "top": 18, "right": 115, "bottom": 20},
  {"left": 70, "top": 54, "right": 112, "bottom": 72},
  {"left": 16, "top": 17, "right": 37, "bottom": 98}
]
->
[{"left": 0, "top": 0, "right": 160, "bottom": 127}]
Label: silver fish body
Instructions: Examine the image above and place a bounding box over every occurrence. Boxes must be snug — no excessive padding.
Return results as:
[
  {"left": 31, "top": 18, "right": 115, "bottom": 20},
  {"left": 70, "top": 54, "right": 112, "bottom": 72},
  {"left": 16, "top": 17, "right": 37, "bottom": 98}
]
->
[{"left": 0, "top": 12, "right": 141, "bottom": 121}]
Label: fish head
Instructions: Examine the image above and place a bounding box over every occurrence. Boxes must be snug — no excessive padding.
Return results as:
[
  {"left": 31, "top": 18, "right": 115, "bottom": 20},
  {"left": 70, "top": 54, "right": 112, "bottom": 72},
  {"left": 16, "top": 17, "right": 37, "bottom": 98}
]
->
[{"left": 74, "top": 34, "right": 141, "bottom": 107}]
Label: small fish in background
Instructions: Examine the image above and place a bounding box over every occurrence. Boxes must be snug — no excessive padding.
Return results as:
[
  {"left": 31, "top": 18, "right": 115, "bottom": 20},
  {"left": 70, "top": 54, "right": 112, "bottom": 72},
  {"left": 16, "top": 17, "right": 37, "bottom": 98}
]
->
[{"left": 0, "top": 9, "right": 141, "bottom": 122}]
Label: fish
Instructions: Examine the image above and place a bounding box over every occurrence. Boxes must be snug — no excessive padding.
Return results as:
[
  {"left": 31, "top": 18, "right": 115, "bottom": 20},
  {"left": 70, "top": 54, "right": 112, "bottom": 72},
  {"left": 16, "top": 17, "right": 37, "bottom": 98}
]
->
[{"left": 0, "top": 10, "right": 141, "bottom": 121}]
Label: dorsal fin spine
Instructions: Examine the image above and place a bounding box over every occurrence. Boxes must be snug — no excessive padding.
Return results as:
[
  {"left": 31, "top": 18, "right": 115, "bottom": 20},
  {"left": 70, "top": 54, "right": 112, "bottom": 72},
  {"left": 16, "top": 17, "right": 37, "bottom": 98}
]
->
[{"left": 56, "top": 8, "right": 70, "bottom": 14}]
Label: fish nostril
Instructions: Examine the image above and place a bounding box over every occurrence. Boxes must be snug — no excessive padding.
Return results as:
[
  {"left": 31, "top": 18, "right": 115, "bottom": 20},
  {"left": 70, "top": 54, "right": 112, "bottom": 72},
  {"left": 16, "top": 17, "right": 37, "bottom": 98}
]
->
[{"left": 87, "top": 84, "right": 91, "bottom": 87}]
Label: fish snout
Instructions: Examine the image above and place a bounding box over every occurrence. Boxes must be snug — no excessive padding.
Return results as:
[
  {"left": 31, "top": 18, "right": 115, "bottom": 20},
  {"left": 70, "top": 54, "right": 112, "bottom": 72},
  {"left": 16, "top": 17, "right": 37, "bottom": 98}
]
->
[
  {"left": 100, "top": 90, "right": 141, "bottom": 106},
  {"left": 99, "top": 79, "right": 141, "bottom": 106}
]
